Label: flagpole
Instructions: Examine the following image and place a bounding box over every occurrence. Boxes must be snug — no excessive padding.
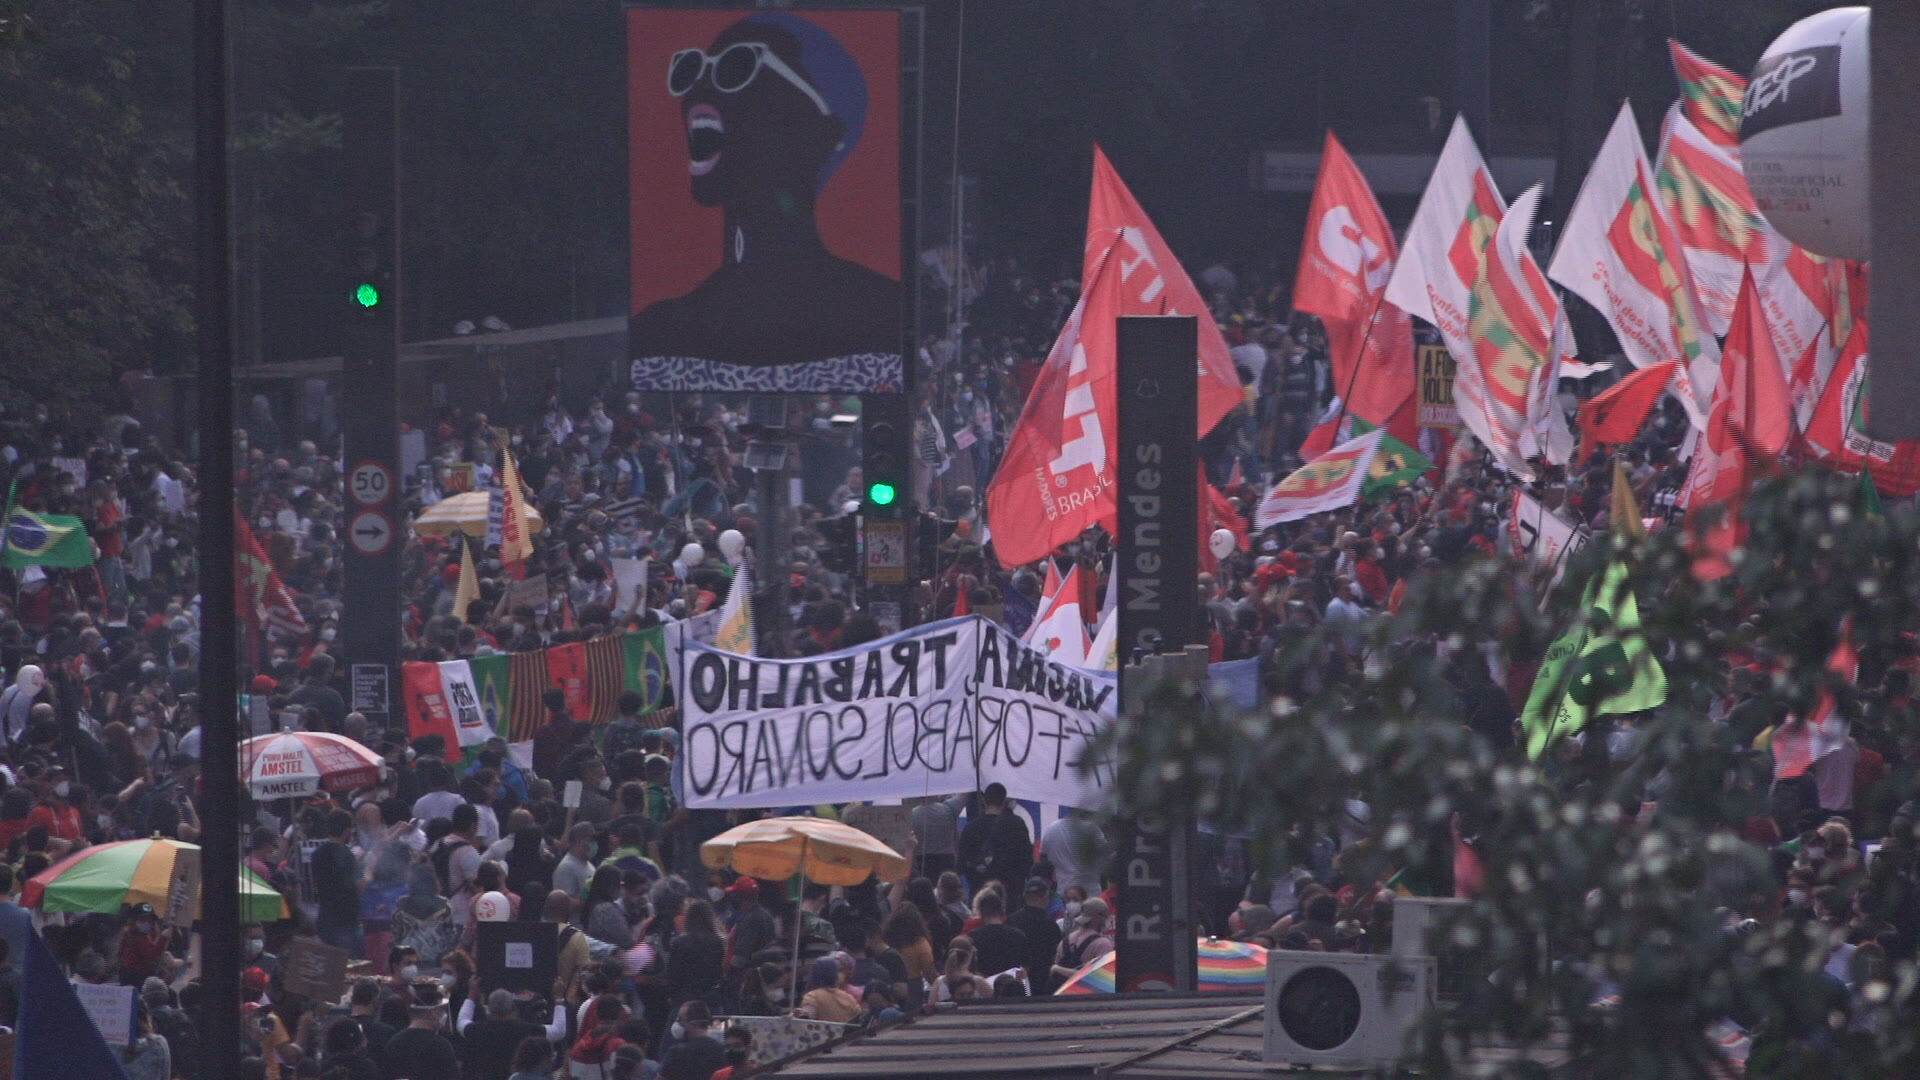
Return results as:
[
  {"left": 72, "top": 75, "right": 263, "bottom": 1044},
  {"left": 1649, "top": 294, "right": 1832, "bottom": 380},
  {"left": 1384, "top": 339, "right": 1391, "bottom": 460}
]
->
[{"left": 1313, "top": 289, "right": 1393, "bottom": 452}]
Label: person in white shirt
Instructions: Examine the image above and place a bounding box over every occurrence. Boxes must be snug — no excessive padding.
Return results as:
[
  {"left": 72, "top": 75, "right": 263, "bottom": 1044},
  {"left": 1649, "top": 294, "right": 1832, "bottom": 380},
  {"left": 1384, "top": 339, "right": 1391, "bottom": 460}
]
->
[{"left": 1039, "top": 812, "right": 1109, "bottom": 898}]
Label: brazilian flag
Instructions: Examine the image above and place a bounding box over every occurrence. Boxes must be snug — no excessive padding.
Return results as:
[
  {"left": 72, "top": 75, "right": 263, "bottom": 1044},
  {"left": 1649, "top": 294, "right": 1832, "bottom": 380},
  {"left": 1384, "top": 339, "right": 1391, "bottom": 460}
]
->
[
  {"left": 1521, "top": 561, "right": 1666, "bottom": 759},
  {"left": 1350, "top": 419, "right": 1434, "bottom": 497},
  {"left": 1, "top": 484, "right": 94, "bottom": 570}
]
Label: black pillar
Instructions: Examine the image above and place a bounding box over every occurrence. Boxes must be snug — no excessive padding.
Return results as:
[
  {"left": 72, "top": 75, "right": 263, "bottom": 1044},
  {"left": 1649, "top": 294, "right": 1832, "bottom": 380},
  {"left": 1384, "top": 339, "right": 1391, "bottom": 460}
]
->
[{"left": 192, "top": 0, "right": 240, "bottom": 1070}]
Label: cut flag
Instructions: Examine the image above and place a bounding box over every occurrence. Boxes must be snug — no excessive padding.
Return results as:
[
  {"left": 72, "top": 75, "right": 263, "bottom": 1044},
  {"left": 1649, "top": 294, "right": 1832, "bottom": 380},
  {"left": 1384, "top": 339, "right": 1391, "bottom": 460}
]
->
[
  {"left": 986, "top": 146, "right": 1242, "bottom": 568},
  {"left": 1522, "top": 561, "right": 1666, "bottom": 759},
  {"left": 1293, "top": 132, "right": 1415, "bottom": 447},
  {"left": 1682, "top": 269, "right": 1792, "bottom": 580},
  {"left": 1, "top": 482, "right": 94, "bottom": 570},
  {"left": 1548, "top": 102, "right": 1717, "bottom": 426},
  {"left": 1256, "top": 428, "right": 1385, "bottom": 528},
  {"left": 1772, "top": 625, "right": 1858, "bottom": 780},
  {"left": 236, "top": 509, "right": 307, "bottom": 639},
  {"left": 714, "top": 561, "right": 756, "bottom": 656},
  {"left": 1577, "top": 360, "right": 1679, "bottom": 463}
]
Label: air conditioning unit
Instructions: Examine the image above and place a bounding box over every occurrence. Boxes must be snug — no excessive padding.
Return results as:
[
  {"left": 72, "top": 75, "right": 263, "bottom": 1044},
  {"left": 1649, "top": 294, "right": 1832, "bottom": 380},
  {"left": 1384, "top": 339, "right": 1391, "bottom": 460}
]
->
[
  {"left": 1264, "top": 951, "right": 1435, "bottom": 1069},
  {"left": 1391, "top": 896, "right": 1472, "bottom": 1003}
]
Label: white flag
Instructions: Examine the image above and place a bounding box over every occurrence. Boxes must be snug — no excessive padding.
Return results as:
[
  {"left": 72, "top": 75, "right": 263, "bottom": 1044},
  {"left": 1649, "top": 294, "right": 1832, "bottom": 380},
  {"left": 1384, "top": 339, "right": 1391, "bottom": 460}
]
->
[{"left": 1547, "top": 102, "right": 1717, "bottom": 426}]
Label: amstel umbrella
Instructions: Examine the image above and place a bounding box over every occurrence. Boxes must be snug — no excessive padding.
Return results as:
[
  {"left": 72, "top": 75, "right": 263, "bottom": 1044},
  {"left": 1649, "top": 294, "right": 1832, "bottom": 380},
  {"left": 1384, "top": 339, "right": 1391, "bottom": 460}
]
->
[
  {"left": 241, "top": 730, "right": 383, "bottom": 799},
  {"left": 413, "top": 491, "right": 545, "bottom": 539},
  {"left": 702, "top": 816, "right": 907, "bottom": 1001},
  {"left": 22, "top": 837, "right": 289, "bottom": 921},
  {"left": 1054, "top": 937, "right": 1268, "bottom": 995}
]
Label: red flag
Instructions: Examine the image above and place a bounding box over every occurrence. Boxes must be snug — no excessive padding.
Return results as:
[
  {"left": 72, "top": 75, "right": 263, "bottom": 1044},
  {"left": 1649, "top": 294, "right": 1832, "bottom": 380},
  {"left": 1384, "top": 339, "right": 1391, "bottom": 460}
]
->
[
  {"left": 1577, "top": 361, "right": 1679, "bottom": 462},
  {"left": 546, "top": 641, "right": 591, "bottom": 721},
  {"left": 1293, "top": 132, "right": 1415, "bottom": 438},
  {"left": 1773, "top": 624, "right": 1858, "bottom": 780},
  {"left": 1684, "top": 270, "right": 1792, "bottom": 579},
  {"left": 986, "top": 146, "right": 1242, "bottom": 567},
  {"left": 951, "top": 582, "right": 971, "bottom": 618},
  {"left": 401, "top": 661, "right": 460, "bottom": 751},
  {"left": 235, "top": 510, "right": 306, "bottom": 639},
  {"left": 1198, "top": 467, "right": 1248, "bottom": 574}
]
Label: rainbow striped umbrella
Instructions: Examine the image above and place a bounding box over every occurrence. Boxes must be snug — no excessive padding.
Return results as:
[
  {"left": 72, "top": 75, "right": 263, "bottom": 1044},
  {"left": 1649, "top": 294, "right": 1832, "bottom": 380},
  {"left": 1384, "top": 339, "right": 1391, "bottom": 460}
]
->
[
  {"left": 1054, "top": 937, "right": 1268, "bottom": 995},
  {"left": 21, "top": 837, "right": 289, "bottom": 922}
]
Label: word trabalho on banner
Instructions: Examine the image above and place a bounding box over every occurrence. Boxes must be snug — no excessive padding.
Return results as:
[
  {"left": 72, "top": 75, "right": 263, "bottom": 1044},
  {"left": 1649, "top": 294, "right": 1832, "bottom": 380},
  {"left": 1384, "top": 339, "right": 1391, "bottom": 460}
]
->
[{"left": 679, "top": 616, "right": 1116, "bottom": 810}]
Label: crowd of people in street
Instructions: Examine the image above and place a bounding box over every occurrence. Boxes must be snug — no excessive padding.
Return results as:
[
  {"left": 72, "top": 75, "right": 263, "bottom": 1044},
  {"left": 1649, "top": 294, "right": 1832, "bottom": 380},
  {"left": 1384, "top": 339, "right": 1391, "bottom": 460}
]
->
[{"left": 0, "top": 245, "right": 1911, "bottom": 1078}]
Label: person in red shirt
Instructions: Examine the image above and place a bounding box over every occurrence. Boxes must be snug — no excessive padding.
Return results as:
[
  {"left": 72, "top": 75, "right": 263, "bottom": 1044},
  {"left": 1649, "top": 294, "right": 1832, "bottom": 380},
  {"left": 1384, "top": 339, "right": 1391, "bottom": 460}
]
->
[
  {"left": 117, "top": 903, "right": 174, "bottom": 986},
  {"left": 28, "top": 766, "right": 85, "bottom": 854}
]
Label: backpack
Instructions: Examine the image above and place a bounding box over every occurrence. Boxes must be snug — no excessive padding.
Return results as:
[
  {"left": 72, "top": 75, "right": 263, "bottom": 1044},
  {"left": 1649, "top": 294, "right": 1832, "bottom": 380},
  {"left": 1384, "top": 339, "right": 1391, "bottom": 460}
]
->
[{"left": 430, "top": 835, "right": 475, "bottom": 896}]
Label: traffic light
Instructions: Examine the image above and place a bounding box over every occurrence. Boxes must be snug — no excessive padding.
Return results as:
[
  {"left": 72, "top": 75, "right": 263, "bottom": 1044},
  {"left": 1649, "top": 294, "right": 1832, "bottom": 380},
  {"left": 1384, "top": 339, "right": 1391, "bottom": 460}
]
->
[
  {"left": 860, "top": 394, "right": 909, "bottom": 519},
  {"left": 348, "top": 208, "right": 393, "bottom": 318}
]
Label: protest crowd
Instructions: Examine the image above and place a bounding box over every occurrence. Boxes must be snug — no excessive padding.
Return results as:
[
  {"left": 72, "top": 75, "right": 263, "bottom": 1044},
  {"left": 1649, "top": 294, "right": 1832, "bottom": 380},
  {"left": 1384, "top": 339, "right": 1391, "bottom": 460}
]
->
[{"left": 0, "top": 32, "right": 1909, "bottom": 1080}]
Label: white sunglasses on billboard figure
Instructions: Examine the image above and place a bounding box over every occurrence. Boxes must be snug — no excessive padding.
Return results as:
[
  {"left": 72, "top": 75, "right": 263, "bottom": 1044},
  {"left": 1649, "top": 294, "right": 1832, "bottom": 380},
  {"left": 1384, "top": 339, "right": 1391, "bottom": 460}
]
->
[{"left": 668, "top": 42, "right": 830, "bottom": 116}]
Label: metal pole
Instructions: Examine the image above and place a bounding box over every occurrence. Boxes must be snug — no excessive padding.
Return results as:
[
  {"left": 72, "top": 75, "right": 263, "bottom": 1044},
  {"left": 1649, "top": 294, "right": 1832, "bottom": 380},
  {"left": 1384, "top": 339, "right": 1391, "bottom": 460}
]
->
[
  {"left": 1867, "top": 4, "right": 1920, "bottom": 439},
  {"left": 193, "top": 0, "right": 241, "bottom": 1071}
]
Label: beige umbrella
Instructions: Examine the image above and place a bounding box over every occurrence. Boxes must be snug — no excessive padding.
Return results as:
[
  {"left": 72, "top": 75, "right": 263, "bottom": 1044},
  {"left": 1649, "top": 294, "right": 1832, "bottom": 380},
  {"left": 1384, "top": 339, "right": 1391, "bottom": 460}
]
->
[
  {"left": 702, "top": 816, "right": 907, "bottom": 1000},
  {"left": 412, "top": 491, "right": 545, "bottom": 539}
]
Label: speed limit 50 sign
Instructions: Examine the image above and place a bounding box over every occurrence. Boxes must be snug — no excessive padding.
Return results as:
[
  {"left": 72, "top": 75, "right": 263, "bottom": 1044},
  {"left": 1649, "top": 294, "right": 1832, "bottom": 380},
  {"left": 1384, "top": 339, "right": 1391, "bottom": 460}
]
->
[{"left": 349, "top": 460, "right": 393, "bottom": 506}]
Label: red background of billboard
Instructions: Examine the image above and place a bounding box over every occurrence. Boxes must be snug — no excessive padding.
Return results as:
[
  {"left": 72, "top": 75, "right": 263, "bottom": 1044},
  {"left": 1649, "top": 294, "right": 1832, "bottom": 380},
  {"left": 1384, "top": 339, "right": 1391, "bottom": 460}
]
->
[{"left": 627, "top": 8, "right": 901, "bottom": 316}]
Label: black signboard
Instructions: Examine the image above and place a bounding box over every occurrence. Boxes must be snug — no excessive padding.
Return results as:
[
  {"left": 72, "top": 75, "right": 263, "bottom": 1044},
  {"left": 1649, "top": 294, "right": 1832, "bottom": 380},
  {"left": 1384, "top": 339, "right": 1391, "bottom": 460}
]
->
[{"left": 1114, "top": 315, "right": 1200, "bottom": 994}]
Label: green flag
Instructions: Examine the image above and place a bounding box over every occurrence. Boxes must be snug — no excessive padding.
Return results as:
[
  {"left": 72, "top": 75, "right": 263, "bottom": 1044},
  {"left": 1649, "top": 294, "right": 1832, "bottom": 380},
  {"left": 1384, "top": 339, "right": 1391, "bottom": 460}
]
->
[
  {"left": 1860, "top": 469, "right": 1883, "bottom": 517},
  {"left": 1, "top": 484, "right": 94, "bottom": 570},
  {"left": 622, "top": 627, "right": 672, "bottom": 714},
  {"left": 1521, "top": 561, "right": 1666, "bottom": 758},
  {"left": 1349, "top": 419, "right": 1434, "bottom": 496}
]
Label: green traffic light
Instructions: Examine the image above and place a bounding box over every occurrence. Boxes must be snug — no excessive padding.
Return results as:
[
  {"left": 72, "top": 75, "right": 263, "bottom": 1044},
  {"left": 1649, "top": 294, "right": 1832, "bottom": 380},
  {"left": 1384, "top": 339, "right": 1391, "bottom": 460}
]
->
[
  {"left": 867, "top": 481, "right": 898, "bottom": 507},
  {"left": 353, "top": 282, "right": 382, "bottom": 309}
]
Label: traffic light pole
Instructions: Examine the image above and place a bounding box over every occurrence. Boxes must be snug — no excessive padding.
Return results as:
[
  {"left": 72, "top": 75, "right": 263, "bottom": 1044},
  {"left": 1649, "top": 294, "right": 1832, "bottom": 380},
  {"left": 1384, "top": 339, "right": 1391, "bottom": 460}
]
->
[
  {"left": 339, "top": 68, "right": 403, "bottom": 730},
  {"left": 192, "top": 0, "right": 241, "bottom": 1071},
  {"left": 860, "top": 392, "right": 912, "bottom": 633}
]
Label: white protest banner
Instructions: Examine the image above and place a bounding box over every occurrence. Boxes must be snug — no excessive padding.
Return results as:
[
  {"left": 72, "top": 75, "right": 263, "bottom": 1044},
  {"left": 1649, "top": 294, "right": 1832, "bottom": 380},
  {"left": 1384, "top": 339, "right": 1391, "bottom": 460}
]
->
[
  {"left": 664, "top": 609, "right": 722, "bottom": 692},
  {"left": 74, "top": 980, "right": 135, "bottom": 1046},
  {"left": 679, "top": 616, "right": 1116, "bottom": 811},
  {"left": 610, "top": 557, "right": 650, "bottom": 617}
]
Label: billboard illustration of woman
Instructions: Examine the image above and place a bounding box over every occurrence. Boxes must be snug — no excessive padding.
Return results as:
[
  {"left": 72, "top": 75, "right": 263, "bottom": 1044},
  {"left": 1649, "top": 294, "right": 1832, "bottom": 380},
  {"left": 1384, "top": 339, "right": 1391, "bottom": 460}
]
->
[{"left": 628, "top": 8, "right": 903, "bottom": 392}]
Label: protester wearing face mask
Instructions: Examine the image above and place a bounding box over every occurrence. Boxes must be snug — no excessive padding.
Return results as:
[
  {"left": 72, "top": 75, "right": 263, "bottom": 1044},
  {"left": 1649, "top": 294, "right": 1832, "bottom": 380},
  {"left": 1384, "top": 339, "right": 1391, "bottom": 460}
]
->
[
  {"left": 659, "top": 1000, "right": 726, "bottom": 1080},
  {"left": 241, "top": 923, "right": 278, "bottom": 976},
  {"left": 116, "top": 902, "right": 176, "bottom": 986},
  {"left": 28, "top": 765, "right": 84, "bottom": 853}
]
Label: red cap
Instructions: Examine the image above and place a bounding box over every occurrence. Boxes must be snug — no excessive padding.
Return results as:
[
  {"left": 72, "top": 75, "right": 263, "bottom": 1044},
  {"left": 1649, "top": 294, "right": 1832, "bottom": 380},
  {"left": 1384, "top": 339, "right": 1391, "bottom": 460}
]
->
[
  {"left": 726, "top": 876, "right": 761, "bottom": 897},
  {"left": 250, "top": 675, "right": 278, "bottom": 694},
  {"left": 242, "top": 966, "right": 269, "bottom": 992}
]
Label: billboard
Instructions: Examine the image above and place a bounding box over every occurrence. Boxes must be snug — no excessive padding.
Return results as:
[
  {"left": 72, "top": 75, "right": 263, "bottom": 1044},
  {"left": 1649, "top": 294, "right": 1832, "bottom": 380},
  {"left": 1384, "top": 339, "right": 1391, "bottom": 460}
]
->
[{"left": 628, "top": 7, "right": 903, "bottom": 392}]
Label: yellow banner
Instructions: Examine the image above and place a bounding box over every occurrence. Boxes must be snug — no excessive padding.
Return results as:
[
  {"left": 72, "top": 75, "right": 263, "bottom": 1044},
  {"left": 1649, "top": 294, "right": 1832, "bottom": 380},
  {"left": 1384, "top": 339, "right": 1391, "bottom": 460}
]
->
[{"left": 1417, "top": 343, "right": 1458, "bottom": 428}]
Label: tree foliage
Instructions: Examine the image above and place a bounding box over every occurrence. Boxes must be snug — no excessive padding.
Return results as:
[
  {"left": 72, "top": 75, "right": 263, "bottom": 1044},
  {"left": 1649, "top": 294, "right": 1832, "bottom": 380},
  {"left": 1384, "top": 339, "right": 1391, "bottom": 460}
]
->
[{"left": 1106, "top": 470, "right": 1920, "bottom": 1077}]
